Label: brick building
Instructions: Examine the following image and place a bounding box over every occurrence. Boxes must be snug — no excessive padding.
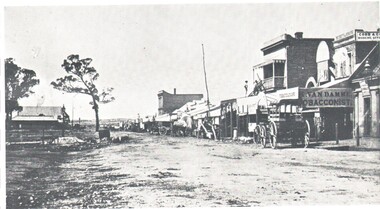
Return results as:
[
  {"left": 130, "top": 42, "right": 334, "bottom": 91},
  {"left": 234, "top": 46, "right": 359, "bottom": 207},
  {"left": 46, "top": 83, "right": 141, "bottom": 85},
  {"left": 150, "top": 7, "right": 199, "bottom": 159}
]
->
[
  {"left": 157, "top": 88, "right": 203, "bottom": 115},
  {"left": 253, "top": 32, "right": 334, "bottom": 92}
]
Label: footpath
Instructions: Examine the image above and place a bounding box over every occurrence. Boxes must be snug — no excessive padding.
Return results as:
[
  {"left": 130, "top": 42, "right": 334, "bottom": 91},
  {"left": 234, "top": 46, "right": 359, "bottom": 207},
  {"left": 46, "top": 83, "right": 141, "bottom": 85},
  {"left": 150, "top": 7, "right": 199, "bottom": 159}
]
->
[{"left": 314, "top": 137, "right": 380, "bottom": 151}]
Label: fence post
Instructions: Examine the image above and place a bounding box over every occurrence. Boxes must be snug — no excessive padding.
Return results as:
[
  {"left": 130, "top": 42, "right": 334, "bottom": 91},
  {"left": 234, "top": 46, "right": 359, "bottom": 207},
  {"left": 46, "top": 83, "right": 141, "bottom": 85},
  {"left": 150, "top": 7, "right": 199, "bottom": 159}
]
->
[{"left": 335, "top": 123, "right": 339, "bottom": 144}]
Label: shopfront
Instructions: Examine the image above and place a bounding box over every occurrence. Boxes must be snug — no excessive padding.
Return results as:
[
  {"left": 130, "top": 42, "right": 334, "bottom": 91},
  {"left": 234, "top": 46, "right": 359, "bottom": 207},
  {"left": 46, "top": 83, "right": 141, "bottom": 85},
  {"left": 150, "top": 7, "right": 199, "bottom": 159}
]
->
[
  {"left": 220, "top": 99, "right": 237, "bottom": 138},
  {"left": 351, "top": 62, "right": 380, "bottom": 138},
  {"left": 300, "top": 88, "right": 354, "bottom": 140}
]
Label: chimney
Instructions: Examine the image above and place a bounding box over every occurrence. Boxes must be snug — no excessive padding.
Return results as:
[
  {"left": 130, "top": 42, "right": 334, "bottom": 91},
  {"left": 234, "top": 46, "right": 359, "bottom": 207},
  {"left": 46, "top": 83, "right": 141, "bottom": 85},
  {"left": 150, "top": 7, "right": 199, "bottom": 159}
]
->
[
  {"left": 295, "top": 32, "right": 303, "bottom": 39},
  {"left": 174, "top": 88, "right": 176, "bottom": 95}
]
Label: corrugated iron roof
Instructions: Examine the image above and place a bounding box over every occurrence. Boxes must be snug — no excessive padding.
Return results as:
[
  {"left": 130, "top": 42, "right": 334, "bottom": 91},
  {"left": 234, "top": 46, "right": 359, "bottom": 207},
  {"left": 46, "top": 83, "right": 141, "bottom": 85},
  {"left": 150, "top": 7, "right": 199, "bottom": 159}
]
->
[{"left": 17, "top": 106, "right": 62, "bottom": 116}]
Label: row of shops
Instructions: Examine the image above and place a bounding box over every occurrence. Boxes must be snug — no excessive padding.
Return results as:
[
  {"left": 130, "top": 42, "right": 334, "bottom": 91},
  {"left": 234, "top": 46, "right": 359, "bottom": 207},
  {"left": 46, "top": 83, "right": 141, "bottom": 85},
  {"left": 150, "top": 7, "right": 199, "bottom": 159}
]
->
[
  {"left": 220, "top": 29, "right": 380, "bottom": 140},
  {"left": 141, "top": 29, "right": 379, "bottom": 143}
]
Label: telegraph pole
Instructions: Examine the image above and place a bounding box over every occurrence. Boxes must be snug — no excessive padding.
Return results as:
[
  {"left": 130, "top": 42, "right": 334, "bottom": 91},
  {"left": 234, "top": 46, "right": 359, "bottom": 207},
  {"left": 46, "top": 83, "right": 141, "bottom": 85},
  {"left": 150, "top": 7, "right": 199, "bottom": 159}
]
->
[{"left": 202, "top": 44, "right": 210, "bottom": 116}]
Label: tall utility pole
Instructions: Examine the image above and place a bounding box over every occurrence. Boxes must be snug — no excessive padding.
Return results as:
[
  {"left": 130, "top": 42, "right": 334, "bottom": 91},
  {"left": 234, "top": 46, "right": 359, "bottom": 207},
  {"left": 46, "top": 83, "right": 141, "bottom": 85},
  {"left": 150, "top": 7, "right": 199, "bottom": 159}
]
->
[{"left": 202, "top": 44, "right": 210, "bottom": 117}]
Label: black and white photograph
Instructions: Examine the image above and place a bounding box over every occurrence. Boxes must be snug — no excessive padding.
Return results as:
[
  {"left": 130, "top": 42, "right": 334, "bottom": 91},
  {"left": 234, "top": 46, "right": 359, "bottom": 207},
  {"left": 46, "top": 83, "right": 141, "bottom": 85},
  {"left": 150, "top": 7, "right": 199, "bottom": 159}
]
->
[{"left": 1, "top": 0, "right": 380, "bottom": 208}]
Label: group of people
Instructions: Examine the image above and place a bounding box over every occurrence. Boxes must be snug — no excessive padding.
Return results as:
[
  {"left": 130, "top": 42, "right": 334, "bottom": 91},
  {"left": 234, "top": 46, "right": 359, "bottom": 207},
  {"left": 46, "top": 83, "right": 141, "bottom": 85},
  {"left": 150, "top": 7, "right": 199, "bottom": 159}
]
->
[{"left": 244, "top": 80, "right": 266, "bottom": 97}]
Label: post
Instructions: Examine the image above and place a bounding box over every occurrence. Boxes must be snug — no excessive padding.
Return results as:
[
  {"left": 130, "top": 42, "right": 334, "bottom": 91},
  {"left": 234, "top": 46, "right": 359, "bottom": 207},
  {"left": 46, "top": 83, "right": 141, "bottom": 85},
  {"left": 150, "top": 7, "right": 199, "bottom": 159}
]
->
[
  {"left": 335, "top": 123, "right": 339, "bottom": 144},
  {"left": 170, "top": 122, "right": 173, "bottom": 137},
  {"left": 315, "top": 123, "right": 319, "bottom": 142},
  {"left": 356, "top": 123, "right": 360, "bottom": 146}
]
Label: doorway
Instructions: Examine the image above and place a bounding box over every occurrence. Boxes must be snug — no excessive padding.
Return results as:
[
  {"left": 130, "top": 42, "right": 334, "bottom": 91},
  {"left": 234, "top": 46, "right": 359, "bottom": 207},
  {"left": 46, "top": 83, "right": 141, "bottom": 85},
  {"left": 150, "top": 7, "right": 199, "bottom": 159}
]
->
[{"left": 363, "top": 97, "right": 371, "bottom": 136}]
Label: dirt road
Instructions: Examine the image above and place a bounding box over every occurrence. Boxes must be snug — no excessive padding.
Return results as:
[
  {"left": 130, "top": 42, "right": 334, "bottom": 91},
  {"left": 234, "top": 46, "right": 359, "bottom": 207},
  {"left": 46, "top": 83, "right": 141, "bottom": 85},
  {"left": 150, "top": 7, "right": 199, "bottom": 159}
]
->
[{"left": 6, "top": 132, "right": 380, "bottom": 208}]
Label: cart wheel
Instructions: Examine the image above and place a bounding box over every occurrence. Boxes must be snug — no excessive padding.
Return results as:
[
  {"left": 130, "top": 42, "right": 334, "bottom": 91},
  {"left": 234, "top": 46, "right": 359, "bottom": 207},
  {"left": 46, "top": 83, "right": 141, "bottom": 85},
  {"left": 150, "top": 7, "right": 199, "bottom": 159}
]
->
[
  {"left": 269, "top": 121, "right": 277, "bottom": 149},
  {"left": 158, "top": 127, "right": 167, "bottom": 136},
  {"left": 271, "top": 135, "right": 277, "bottom": 149}
]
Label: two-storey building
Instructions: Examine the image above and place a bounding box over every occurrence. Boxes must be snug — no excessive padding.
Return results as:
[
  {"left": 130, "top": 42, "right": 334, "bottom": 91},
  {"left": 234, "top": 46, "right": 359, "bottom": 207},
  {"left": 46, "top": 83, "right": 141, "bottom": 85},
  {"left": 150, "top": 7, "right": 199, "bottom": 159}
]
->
[
  {"left": 157, "top": 88, "right": 203, "bottom": 115},
  {"left": 331, "top": 29, "right": 380, "bottom": 138},
  {"left": 253, "top": 32, "right": 334, "bottom": 91}
]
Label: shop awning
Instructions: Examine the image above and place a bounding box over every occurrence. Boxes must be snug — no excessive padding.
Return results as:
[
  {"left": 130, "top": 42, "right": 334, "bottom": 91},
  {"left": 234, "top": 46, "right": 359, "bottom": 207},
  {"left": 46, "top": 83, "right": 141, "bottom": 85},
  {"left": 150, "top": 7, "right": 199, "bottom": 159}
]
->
[
  {"left": 172, "top": 100, "right": 207, "bottom": 115},
  {"left": 236, "top": 92, "right": 279, "bottom": 115},
  {"left": 187, "top": 104, "right": 216, "bottom": 117},
  {"left": 319, "top": 77, "right": 350, "bottom": 88},
  {"left": 253, "top": 59, "right": 286, "bottom": 69},
  {"left": 155, "top": 114, "right": 172, "bottom": 122},
  {"left": 193, "top": 105, "right": 221, "bottom": 119}
]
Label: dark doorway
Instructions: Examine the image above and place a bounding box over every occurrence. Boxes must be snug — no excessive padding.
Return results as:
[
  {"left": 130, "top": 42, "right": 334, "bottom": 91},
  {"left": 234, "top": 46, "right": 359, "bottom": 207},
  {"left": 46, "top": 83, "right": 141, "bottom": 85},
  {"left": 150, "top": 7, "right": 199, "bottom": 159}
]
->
[{"left": 364, "top": 98, "right": 371, "bottom": 136}]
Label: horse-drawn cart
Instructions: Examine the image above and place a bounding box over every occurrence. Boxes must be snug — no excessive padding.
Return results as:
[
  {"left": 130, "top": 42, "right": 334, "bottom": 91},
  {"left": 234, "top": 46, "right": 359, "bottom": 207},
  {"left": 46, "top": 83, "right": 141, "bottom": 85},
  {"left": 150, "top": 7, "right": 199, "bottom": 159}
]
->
[
  {"left": 151, "top": 113, "right": 193, "bottom": 137},
  {"left": 237, "top": 84, "right": 310, "bottom": 148}
]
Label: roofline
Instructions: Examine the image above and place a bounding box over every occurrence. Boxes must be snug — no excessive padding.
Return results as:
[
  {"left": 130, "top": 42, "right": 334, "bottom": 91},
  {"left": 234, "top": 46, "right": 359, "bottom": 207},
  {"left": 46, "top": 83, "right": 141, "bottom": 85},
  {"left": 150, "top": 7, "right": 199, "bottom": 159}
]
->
[
  {"left": 157, "top": 90, "right": 203, "bottom": 96},
  {"left": 21, "top": 106, "right": 64, "bottom": 108},
  {"left": 261, "top": 35, "right": 334, "bottom": 52}
]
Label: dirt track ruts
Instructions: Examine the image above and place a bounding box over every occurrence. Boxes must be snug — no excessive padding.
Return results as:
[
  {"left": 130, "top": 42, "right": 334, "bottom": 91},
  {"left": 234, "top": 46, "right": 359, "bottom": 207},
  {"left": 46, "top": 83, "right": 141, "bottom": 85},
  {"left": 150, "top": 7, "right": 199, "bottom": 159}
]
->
[{"left": 6, "top": 131, "right": 380, "bottom": 208}]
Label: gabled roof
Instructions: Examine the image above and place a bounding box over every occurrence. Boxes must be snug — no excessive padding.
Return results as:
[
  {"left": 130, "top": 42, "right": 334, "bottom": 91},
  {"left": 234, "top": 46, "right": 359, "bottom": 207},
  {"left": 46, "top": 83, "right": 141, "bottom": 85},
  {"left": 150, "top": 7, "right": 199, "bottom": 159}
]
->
[{"left": 17, "top": 106, "right": 63, "bottom": 116}]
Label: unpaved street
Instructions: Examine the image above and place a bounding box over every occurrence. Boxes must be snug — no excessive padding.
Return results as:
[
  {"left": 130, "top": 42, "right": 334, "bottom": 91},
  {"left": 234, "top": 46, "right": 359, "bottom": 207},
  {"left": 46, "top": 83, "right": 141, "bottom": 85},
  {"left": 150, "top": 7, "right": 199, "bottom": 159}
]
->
[{"left": 6, "top": 132, "right": 380, "bottom": 208}]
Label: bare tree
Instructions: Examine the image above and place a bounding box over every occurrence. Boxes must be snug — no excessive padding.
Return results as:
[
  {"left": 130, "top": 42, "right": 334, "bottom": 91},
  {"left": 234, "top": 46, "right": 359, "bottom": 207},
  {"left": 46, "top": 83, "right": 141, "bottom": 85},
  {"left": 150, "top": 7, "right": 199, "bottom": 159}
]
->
[{"left": 51, "top": 55, "right": 115, "bottom": 131}]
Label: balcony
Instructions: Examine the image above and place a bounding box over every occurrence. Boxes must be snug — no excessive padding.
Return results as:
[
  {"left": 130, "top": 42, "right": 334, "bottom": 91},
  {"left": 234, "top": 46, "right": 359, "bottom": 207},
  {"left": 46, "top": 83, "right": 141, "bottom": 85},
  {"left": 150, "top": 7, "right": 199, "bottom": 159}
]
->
[{"left": 263, "top": 76, "right": 285, "bottom": 91}]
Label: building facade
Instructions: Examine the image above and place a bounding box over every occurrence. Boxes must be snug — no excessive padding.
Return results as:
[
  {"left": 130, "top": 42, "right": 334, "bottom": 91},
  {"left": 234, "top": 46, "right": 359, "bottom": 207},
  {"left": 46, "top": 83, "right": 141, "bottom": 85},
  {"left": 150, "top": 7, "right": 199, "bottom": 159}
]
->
[
  {"left": 157, "top": 88, "right": 203, "bottom": 115},
  {"left": 253, "top": 32, "right": 334, "bottom": 92},
  {"left": 334, "top": 29, "right": 380, "bottom": 138},
  {"left": 12, "top": 105, "right": 70, "bottom": 129}
]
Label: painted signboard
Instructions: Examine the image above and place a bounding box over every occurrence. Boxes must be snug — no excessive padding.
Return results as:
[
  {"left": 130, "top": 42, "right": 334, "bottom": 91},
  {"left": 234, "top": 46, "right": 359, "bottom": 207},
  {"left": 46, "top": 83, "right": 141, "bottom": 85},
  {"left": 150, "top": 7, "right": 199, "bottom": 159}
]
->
[
  {"left": 359, "top": 80, "right": 371, "bottom": 98},
  {"left": 301, "top": 88, "right": 353, "bottom": 108},
  {"left": 356, "top": 31, "right": 380, "bottom": 41},
  {"left": 276, "top": 87, "right": 299, "bottom": 100}
]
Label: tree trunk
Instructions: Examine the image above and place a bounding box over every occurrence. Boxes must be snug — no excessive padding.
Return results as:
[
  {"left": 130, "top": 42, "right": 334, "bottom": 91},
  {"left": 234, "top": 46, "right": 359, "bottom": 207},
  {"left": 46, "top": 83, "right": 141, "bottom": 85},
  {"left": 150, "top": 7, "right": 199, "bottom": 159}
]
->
[
  {"left": 95, "top": 107, "right": 99, "bottom": 131},
  {"left": 92, "top": 97, "right": 100, "bottom": 131}
]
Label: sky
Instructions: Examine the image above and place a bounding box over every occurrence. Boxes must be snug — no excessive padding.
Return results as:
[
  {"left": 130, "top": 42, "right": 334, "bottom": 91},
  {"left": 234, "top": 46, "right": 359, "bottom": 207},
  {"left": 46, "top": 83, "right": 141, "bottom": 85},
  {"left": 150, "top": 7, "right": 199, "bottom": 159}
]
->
[{"left": 3, "top": 1, "right": 379, "bottom": 120}]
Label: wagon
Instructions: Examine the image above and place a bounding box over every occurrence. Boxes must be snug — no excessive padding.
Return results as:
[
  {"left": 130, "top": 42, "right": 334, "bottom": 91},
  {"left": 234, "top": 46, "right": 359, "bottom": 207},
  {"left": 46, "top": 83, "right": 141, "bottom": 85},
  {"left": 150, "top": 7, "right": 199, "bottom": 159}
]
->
[
  {"left": 269, "top": 105, "right": 311, "bottom": 148},
  {"left": 151, "top": 114, "right": 173, "bottom": 136},
  {"left": 249, "top": 106, "right": 278, "bottom": 148},
  {"left": 152, "top": 113, "right": 194, "bottom": 136}
]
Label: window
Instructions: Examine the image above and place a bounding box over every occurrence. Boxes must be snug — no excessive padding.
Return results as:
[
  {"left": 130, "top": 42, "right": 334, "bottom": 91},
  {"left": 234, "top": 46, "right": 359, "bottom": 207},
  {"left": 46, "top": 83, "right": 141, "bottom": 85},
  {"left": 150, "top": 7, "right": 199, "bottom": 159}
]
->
[
  {"left": 274, "top": 63, "right": 285, "bottom": 76},
  {"left": 263, "top": 64, "right": 273, "bottom": 79},
  {"left": 347, "top": 52, "right": 352, "bottom": 74}
]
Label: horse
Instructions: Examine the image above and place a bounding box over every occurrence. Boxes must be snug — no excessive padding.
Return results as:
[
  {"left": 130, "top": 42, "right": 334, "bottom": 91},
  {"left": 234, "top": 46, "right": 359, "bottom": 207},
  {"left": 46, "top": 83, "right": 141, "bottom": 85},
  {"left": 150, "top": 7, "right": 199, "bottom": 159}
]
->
[{"left": 172, "top": 114, "right": 193, "bottom": 137}]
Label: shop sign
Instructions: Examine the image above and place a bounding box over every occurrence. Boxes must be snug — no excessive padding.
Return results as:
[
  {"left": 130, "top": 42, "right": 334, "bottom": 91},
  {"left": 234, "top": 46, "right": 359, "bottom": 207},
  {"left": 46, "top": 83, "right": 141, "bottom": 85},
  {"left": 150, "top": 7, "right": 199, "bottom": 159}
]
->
[
  {"left": 301, "top": 88, "right": 353, "bottom": 108},
  {"left": 359, "top": 80, "right": 371, "bottom": 98},
  {"left": 277, "top": 87, "right": 299, "bottom": 100},
  {"left": 356, "top": 31, "right": 380, "bottom": 41}
]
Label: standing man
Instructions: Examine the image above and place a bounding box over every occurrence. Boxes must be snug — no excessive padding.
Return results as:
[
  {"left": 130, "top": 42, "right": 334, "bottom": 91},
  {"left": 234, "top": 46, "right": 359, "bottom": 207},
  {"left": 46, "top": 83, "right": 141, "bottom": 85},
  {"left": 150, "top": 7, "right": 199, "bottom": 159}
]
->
[{"left": 244, "top": 80, "right": 249, "bottom": 97}]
